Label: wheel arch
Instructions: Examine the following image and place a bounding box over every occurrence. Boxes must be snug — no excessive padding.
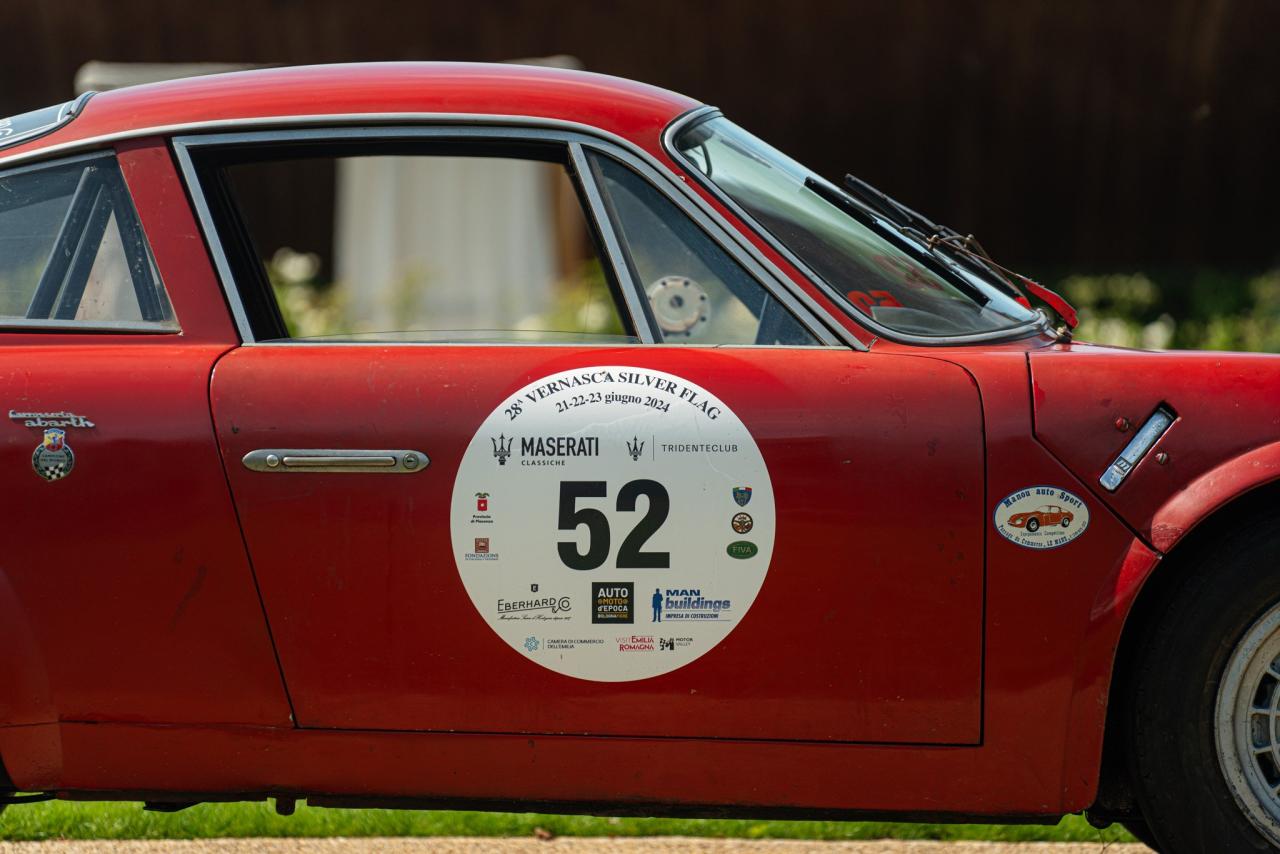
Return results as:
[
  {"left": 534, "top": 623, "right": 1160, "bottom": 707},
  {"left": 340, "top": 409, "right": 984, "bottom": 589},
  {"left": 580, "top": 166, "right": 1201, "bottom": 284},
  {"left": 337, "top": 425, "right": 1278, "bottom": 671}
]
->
[{"left": 1090, "top": 474, "right": 1280, "bottom": 822}]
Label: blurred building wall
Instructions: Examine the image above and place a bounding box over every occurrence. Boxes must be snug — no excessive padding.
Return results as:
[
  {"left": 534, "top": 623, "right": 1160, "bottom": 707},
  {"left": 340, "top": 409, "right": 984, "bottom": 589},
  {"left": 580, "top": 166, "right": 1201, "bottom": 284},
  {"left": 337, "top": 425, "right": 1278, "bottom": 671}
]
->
[{"left": 3, "top": 0, "right": 1277, "bottom": 272}]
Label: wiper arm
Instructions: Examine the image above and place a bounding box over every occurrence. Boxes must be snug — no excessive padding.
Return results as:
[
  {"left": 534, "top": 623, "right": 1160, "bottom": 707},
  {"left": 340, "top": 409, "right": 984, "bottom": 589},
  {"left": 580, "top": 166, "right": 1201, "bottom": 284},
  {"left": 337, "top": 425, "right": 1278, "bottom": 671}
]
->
[
  {"left": 840, "top": 174, "right": 1078, "bottom": 332},
  {"left": 843, "top": 174, "right": 1024, "bottom": 297},
  {"left": 842, "top": 173, "right": 945, "bottom": 238},
  {"left": 804, "top": 176, "right": 988, "bottom": 306}
]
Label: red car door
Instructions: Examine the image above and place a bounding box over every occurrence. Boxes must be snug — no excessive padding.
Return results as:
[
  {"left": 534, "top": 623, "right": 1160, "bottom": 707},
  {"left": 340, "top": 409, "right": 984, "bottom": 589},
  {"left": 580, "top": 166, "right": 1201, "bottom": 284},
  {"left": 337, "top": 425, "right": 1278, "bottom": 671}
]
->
[{"left": 189, "top": 127, "right": 986, "bottom": 745}]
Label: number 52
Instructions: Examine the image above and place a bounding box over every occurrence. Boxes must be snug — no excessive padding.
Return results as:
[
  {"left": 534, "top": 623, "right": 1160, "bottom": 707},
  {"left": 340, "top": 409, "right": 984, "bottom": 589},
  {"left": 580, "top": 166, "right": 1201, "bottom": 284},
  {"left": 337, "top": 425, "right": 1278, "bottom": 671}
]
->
[{"left": 557, "top": 480, "right": 670, "bottom": 570}]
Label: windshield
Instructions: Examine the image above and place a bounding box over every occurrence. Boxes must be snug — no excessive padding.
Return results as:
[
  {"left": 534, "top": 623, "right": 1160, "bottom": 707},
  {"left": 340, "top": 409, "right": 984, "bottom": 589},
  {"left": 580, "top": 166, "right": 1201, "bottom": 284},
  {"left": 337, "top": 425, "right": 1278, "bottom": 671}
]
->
[{"left": 673, "top": 116, "right": 1041, "bottom": 337}]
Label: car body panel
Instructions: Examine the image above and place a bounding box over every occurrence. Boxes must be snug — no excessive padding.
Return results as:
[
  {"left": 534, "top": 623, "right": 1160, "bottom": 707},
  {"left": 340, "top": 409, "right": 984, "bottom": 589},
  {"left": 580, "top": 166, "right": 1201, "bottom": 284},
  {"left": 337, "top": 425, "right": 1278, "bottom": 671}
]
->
[
  {"left": 0, "top": 342, "right": 291, "bottom": 727},
  {"left": 0, "top": 62, "right": 1273, "bottom": 821},
  {"left": 1030, "top": 344, "right": 1280, "bottom": 547},
  {"left": 209, "top": 344, "right": 985, "bottom": 744}
]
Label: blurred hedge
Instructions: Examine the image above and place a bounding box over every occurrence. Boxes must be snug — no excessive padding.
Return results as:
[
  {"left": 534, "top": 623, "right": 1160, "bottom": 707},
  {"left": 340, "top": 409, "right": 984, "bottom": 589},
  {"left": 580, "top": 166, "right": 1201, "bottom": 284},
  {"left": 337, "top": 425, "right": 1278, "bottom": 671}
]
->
[{"left": 1047, "top": 269, "right": 1280, "bottom": 352}]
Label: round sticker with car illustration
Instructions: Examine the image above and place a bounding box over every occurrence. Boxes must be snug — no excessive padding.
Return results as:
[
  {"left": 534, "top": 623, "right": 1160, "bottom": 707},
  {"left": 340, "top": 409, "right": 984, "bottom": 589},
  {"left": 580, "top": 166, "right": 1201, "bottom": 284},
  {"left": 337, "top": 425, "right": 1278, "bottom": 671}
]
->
[
  {"left": 993, "top": 486, "right": 1090, "bottom": 550},
  {"left": 450, "top": 366, "right": 775, "bottom": 682}
]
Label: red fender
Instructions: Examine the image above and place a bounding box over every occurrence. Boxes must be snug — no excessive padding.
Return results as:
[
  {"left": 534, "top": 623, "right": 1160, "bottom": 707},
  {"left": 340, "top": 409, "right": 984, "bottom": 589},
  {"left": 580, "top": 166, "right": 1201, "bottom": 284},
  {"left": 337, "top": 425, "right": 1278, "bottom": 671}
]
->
[{"left": 1149, "top": 440, "right": 1280, "bottom": 553}]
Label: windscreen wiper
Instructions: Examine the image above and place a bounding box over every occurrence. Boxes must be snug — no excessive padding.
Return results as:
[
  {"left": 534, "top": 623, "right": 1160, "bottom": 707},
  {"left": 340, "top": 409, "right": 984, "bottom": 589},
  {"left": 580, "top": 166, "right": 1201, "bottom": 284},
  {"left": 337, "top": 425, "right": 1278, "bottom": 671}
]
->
[
  {"left": 838, "top": 173, "right": 1078, "bottom": 331},
  {"left": 803, "top": 176, "right": 988, "bottom": 305}
]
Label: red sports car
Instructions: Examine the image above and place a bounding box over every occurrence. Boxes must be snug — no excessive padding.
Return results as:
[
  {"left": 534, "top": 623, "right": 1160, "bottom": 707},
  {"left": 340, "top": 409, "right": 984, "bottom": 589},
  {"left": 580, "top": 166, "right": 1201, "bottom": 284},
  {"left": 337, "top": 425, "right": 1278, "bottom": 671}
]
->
[
  {"left": 0, "top": 64, "right": 1275, "bottom": 853},
  {"left": 1006, "top": 504, "right": 1075, "bottom": 533}
]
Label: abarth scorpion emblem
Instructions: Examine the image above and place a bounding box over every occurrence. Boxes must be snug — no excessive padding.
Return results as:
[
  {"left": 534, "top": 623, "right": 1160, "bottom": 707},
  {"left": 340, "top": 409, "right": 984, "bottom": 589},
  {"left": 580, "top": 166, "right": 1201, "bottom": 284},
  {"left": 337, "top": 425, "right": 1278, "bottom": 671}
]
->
[
  {"left": 492, "top": 434, "right": 513, "bottom": 465},
  {"left": 32, "top": 428, "right": 75, "bottom": 482}
]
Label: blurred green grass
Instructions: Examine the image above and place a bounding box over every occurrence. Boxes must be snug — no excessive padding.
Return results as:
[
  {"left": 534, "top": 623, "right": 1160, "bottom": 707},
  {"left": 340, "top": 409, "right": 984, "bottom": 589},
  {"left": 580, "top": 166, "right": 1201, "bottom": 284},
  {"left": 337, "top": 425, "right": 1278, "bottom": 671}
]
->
[{"left": 0, "top": 800, "right": 1136, "bottom": 843}]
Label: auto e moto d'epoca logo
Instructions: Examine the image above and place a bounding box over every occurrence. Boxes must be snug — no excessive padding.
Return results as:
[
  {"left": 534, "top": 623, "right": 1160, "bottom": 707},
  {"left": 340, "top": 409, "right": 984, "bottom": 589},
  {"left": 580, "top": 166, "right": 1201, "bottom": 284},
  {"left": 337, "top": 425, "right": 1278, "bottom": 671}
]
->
[
  {"left": 993, "top": 486, "right": 1090, "bottom": 550},
  {"left": 450, "top": 366, "right": 774, "bottom": 683}
]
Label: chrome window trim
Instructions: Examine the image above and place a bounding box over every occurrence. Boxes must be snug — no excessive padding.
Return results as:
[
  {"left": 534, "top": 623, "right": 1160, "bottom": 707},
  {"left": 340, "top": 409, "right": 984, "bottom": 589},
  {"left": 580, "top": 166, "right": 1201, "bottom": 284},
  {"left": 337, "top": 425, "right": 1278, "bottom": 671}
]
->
[
  {"left": 567, "top": 141, "right": 656, "bottom": 344},
  {"left": 0, "top": 92, "right": 96, "bottom": 152},
  {"left": 661, "top": 106, "right": 1055, "bottom": 347},
  {"left": 0, "top": 148, "right": 181, "bottom": 336},
  {"left": 237, "top": 340, "right": 849, "bottom": 350},
  {"left": 0, "top": 319, "right": 179, "bottom": 335},
  {"left": 171, "top": 119, "right": 845, "bottom": 349}
]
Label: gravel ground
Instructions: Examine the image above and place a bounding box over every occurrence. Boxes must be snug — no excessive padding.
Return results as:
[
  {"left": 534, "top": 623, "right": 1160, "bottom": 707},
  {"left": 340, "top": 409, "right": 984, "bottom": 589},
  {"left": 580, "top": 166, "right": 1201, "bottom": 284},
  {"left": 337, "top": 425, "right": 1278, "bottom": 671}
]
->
[{"left": 0, "top": 840, "right": 1152, "bottom": 853}]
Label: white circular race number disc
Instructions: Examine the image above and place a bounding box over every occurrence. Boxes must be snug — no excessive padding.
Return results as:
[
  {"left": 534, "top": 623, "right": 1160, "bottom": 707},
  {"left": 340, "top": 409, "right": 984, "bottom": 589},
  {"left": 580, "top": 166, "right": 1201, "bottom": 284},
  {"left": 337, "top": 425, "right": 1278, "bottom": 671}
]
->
[{"left": 451, "top": 366, "right": 774, "bottom": 682}]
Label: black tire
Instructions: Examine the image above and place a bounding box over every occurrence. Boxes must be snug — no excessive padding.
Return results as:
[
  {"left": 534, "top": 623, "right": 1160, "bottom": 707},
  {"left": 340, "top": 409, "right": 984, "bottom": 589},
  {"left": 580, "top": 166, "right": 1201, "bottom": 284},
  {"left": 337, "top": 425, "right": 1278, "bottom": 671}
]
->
[
  {"left": 1122, "top": 817, "right": 1164, "bottom": 851},
  {"left": 1062, "top": 517, "right": 1072, "bottom": 528},
  {"left": 1026, "top": 517, "right": 1040, "bottom": 533},
  {"left": 1128, "top": 514, "right": 1280, "bottom": 853}
]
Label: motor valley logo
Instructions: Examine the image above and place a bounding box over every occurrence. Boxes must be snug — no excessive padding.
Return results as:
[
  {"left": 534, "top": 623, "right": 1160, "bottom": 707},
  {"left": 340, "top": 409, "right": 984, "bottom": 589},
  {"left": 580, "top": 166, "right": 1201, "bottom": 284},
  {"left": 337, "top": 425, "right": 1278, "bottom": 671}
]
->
[
  {"left": 592, "top": 582, "right": 634, "bottom": 624},
  {"left": 450, "top": 366, "right": 777, "bottom": 682},
  {"left": 519, "top": 435, "right": 600, "bottom": 467},
  {"left": 993, "top": 485, "right": 1091, "bottom": 550},
  {"left": 497, "top": 594, "right": 572, "bottom": 621}
]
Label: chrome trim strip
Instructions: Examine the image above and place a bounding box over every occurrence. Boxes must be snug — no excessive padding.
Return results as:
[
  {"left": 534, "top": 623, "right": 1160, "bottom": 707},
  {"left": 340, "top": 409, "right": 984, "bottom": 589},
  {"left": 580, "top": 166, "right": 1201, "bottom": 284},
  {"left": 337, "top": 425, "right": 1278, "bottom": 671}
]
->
[
  {"left": 568, "top": 142, "right": 656, "bottom": 344},
  {"left": 171, "top": 138, "right": 256, "bottom": 342},
  {"left": 660, "top": 106, "right": 1054, "bottom": 348},
  {"left": 242, "top": 448, "right": 429, "bottom": 473},
  {"left": 1099, "top": 406, "right": 1175, "bottom": 492},
  {"left": 171, "top": 118, "right": 845, "bottom": 349},
  {"left": 0, "top": 92, "right": 96, "bottom": 152},
  {"left": 236, "top": 341, "right": 848, "bottom": 350},
  {"left": 0, "top": 319, "right": 179, "bottom": 334}
]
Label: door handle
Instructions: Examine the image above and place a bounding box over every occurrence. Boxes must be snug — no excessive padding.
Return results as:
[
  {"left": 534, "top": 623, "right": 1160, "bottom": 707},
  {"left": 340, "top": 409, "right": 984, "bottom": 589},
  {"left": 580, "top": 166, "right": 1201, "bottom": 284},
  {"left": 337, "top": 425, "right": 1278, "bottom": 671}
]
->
[{"left": 242, "top": 448, "right": 429, "bottom": 474}]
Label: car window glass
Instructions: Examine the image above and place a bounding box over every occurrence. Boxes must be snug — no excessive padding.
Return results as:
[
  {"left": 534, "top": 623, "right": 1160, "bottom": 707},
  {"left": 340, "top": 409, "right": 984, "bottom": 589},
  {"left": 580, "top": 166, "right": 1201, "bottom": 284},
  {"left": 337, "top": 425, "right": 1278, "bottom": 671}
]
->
[
  {"left": 220, "top": 152, "right": 634, "bottom": 344},
  {"left": 0, "top": 155, "right": 175, "bottom": 328},
  {"left": 586, "top": 152, "right": 820, "bottom": 346}
]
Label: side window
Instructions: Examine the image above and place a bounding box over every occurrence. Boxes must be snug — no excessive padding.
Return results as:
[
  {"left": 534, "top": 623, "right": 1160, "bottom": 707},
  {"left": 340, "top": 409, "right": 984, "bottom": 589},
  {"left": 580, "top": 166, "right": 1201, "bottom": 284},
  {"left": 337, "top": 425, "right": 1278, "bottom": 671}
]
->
[
  {"left": 586, "top": 152, "right": 819, "bottom": 346},
  {"left": 207, "top": 146, "right": 634, "bottom": 344},
  {"left": 0, "top": 154, "right": 175, "bottom": 329}
]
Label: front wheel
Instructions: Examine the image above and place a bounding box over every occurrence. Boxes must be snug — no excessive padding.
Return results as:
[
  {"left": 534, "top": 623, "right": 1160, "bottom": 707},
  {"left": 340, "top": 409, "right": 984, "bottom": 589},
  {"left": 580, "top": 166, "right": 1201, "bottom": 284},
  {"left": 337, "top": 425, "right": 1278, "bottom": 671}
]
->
[
  {"left": 1026, "top": 517, "right": 1040, "bottom": 533},
  {"left": 1128, "top": 515, "right": 1280, "bottom": 852}
]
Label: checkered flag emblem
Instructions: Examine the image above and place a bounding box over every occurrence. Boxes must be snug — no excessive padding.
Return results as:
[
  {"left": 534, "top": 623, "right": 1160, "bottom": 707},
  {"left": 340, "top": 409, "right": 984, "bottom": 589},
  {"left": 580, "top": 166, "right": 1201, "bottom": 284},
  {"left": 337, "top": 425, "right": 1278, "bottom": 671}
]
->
[{"left": 32, "top": 429, "right": 74, "bottom": 482}]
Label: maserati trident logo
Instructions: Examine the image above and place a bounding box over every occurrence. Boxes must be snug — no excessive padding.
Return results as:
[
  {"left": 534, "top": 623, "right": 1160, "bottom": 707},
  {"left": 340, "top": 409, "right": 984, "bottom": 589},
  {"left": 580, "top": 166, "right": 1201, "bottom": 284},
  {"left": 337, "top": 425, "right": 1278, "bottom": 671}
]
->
[
  {"left": 492, "top": 434, "right": 513, "bottom": 465},
  {"left": 627, "top": 435, "right": 645, "bottom": 461}
]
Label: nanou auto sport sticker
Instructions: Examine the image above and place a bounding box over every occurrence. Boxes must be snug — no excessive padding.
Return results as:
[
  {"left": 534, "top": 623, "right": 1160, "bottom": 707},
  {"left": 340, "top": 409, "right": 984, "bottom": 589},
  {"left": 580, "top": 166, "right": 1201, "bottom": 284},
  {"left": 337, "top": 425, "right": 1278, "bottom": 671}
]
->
[
  {"left": 993, "top": 486, "right": 1090, "bottom": 550},
  {"left": 451, "top": 366, "right": 775, "bottom": 682}
]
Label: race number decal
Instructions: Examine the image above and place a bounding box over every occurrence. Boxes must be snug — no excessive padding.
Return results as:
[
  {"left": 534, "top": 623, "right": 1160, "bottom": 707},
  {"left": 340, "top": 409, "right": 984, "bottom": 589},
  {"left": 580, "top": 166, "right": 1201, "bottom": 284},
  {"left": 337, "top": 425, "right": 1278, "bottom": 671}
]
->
[
  {"left": 451, "top": 366, "right": 774, "bottom": 682},
  {"left": 993, "top": 485, "right": 1090, "bottom": 550}
]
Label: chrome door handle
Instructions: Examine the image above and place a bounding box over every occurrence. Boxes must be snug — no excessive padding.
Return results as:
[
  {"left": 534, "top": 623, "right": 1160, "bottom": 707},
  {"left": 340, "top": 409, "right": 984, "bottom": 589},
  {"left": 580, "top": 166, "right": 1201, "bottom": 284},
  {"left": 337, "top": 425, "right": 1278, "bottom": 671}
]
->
[{"left": 242, "top": 448, "right": 429, "bottom": 473}]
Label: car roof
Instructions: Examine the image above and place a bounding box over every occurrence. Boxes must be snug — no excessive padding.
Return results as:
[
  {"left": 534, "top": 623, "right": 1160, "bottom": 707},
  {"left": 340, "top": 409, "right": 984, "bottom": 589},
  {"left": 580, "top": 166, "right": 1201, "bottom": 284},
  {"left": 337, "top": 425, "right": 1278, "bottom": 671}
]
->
[{"left": 0, "top": 62, "right": 702, "bottom": 164}]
